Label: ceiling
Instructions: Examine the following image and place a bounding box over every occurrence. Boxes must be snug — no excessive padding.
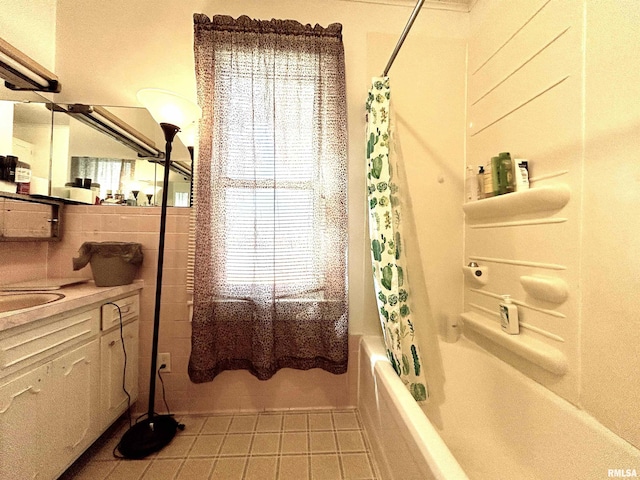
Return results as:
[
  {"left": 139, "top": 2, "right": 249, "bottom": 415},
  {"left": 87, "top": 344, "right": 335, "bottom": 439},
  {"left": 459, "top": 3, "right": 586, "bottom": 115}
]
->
[{"left": 341, "top": 0, "right": 474, "bottom": 12}]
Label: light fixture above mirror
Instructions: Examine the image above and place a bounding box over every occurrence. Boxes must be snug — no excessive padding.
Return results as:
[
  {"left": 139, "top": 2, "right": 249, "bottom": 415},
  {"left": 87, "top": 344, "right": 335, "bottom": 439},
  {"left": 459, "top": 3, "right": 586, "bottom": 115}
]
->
[
  {"left": 1, "top": 84, "right": 193, "bottom": 207},
  {"left": 0, "top": 37, "right": 61, "bottom": 93},
  {"left": 61, "top": 103, "right": 164, "bottom": 159}
]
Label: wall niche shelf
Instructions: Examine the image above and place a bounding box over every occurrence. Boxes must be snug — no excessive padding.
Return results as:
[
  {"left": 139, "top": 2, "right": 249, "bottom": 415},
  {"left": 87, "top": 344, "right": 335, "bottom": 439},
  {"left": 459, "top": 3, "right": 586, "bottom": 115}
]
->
[
  {"left": 463, "top": 184, "right": 570, "bottom": 220},
  {"left": 0, "top": 192, "right": 63, "bottom": 242},
  {"left": 461, "top": 312, "right": 567, "bottom": 375},
  {"left": 520, "top": 275, "right": 569, "bottom": 304}
]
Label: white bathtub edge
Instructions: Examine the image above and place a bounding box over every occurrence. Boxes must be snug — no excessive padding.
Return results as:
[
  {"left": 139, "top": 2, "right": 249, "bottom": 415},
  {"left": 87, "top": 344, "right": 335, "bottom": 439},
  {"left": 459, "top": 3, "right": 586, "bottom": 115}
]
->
[{"left": 360, "top": 335, "right": 468, "bottom": 480}]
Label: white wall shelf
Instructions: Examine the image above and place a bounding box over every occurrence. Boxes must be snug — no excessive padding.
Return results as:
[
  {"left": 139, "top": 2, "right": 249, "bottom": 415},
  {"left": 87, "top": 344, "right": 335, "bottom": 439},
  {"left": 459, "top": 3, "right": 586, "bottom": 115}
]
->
[
  {"left": 461, "top": 312, "right": 568, "bottom": 375},
  {"left": 463, "top": 184, "right": 570, "bottom": 220},
  {"left": 520, "top": 275, "right": 569, "bottom": 304}
]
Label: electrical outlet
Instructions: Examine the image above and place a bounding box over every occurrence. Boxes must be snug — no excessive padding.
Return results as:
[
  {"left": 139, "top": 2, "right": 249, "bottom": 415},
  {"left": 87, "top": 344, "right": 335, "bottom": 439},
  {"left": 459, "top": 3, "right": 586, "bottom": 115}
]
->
[{"left": 158, "top": 353, "right": 171, "bottom": 373}]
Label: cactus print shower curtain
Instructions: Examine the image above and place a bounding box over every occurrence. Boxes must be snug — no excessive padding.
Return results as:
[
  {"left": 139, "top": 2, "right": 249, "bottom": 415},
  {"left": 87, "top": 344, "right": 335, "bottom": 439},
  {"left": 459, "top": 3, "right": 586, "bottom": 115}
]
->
[{"left": 366, "top": 77, "right": 428, "bottom": 402}]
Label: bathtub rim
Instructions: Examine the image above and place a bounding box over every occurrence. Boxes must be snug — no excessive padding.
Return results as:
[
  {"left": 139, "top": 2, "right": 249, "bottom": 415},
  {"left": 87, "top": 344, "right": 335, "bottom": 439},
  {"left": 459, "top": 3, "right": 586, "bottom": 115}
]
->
[{"left": 359, "top": 334, "right": 468, "bottom": 480}]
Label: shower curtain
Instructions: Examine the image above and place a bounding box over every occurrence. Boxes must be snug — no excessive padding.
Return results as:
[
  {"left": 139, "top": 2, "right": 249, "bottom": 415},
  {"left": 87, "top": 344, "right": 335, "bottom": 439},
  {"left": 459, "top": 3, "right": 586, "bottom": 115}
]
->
[{"left": 366, "top": 77, "right": 428, "bottom": 402}]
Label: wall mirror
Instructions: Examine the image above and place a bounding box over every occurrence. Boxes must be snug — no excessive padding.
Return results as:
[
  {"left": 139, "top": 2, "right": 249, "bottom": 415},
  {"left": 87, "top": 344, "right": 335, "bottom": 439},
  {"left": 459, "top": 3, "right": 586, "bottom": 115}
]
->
[
  {"left": 0, "top": 86, "right": 192, "bottom": 210},
  {"left": 0, "top": 89, "right": 53, "bottom": 193},
  {"left": 0, "top": 88, "right": 60, "bottom": 240},
  {"left": 51, "top": 104, "right": 192, "bottom": 207}
]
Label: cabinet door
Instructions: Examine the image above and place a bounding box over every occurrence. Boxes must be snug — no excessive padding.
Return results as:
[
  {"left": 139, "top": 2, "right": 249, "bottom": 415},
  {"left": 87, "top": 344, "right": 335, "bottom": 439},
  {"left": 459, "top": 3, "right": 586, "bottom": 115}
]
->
[
  {"left": 47, "top": 338, "right": 100, "bottom": 478},
  {"left": 100, "top": 321, "right": 139, "bottom": 430},
  {"left": 0, "top": 363, "right": 50, "bottom": 480}
]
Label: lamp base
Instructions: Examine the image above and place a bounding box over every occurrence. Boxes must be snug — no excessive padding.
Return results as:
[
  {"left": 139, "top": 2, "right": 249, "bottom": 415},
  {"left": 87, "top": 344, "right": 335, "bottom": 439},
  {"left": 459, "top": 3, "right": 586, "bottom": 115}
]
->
[{"left": 117, "top": 415, "right": 181, "bottom": 459}]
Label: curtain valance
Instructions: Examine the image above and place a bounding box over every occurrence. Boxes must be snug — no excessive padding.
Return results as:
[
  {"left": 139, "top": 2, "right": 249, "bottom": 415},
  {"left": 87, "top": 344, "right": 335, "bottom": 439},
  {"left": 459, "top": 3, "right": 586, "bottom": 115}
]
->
[{"left": 193, "top": 14, "right": 342, "bottom": 38}]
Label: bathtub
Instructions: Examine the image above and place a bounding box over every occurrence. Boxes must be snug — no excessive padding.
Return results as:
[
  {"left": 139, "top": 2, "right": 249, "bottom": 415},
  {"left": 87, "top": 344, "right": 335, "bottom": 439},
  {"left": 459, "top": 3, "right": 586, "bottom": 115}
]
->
[
  {"left": 358, "top": 335, "right": 467, "bottom": 479},
  {"left": 358, "top": 334, "right": 640, "bottom": 480}
]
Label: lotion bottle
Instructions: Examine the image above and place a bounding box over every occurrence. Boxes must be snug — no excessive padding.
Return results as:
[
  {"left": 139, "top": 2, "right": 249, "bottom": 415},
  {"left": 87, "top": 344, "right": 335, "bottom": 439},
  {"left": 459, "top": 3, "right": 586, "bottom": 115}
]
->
[
  {"left": 514, "top": 160, "right": 529, "bottom": 191},
  {"left": 465, "top": 166, "right": 479, "bottom": 202},
  {"left": 500, "top": 295, "right": 519, "bottom": 334}
]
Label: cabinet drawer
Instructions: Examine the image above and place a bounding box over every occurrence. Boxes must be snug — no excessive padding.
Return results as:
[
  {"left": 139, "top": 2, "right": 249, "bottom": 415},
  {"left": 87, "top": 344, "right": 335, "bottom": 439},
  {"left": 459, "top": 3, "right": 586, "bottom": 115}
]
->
[
  {"left": 0, "top": 308, "right": 100, "bottom": 379},
  {"left": 101, "top": 294, "right": 139, "bottom": 331}
]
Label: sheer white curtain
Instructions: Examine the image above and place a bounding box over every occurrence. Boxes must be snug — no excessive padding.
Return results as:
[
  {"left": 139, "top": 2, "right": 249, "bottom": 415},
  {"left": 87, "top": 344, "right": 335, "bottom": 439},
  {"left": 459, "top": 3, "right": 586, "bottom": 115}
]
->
[{"left": 189, "top": 14, "right": 348, "bottom": 382}]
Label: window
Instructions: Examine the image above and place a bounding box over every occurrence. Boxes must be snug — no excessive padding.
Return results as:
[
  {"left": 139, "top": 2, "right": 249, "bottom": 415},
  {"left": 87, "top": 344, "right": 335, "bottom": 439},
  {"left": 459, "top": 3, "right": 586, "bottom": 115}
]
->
[
  {"left": 70, "top": 156, "right": 135, "bottom": 200},
  {"left": 220, "top": 74, "right": 322, "bottom": 290},
  {"left": 189, "top": 14, "right": 347, "bottom": 382}
]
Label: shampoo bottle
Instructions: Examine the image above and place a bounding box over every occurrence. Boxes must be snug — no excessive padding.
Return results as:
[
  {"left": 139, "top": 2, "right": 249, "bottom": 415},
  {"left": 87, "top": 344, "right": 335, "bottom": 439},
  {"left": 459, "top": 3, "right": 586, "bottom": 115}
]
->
[
  {"left": 500, "top": 295, "right": 519, "bottom": 334},
  {"left": 465, "top": 166, "right": 479, "bottom": 202},
  {"left": 490, "top": 156, "right": 501, "bottom": 195},
  {"left": 477, "top": 166, "right": 486, "bottom": 199},
  {"left": 483, "top": 162, "right": 494, "bottom": 198},
  {"left": 15, "top": 159, "right": 31, "bottom": 195},
  {"left": 498, "top": 152, "right": 515, "bottom": 194}
]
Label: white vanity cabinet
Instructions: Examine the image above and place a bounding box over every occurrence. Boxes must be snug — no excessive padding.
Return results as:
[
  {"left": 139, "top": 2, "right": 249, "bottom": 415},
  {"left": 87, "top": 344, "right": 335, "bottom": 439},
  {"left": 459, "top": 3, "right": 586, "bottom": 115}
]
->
[
  {"left": 0, "top": 287, "right": 141, "bottom": 480},
  {"left": 49, "top": 338, "right": 101, "bottom": 477},
  {"left": 100, "top": 295, "right": 140, "bottom": 430},
  {"left": 0, "top": 362, "right": 50, "bottom": 479}
]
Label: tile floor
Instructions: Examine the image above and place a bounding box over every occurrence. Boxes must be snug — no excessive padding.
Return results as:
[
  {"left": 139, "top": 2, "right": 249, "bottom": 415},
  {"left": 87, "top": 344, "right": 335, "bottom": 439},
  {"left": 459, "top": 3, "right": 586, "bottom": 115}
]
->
[{"left": 60, "top": 409, "right": 380, "bottom": 479}]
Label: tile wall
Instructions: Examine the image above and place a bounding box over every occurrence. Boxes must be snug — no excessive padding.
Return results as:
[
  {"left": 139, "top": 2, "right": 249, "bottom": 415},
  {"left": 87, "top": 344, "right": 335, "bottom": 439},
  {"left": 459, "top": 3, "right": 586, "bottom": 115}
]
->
[{"left": 0, "top": 204, "right": 357, "bottom": 414}]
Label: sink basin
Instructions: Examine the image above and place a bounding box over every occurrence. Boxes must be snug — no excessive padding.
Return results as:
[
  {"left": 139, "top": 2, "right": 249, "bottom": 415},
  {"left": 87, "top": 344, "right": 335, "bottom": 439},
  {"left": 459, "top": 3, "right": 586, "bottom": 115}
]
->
[{"left": 0, "top": 292, "right": 65, "bottom": 313}]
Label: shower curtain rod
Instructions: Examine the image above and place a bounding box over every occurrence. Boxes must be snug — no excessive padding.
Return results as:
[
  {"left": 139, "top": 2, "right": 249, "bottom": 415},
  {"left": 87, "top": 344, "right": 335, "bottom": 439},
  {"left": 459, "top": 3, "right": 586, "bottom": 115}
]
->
[{"left": 382, "top": 0, "right": 426, "bottom": 76}]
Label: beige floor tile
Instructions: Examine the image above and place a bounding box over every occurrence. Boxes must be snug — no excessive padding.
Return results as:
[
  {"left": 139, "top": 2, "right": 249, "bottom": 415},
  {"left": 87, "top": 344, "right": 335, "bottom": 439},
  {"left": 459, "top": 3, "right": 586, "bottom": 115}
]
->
[
  {"left": 177, "top": 416, "right": 207, "bottom": 435},
  {"left": 228, "top": 414, "right": 258, "bottom": 432},
  {"left": 156, "top": 435, "right": 196, "bottom": 458},
  {"left": 219, "top": 433, "right": 252, "bottom": 456},
  {"left": 256, "top": 413, "right": 283, "bottom": 432},
  {"left": 281, "top": 432, "right": 309, "bottom": 454},
  {"left": 61, "top": 459, "right": 118, "bottom": 480},
  {"left": 61, "top": 409, "right": 380, "bottom": 479},
  {"left": 201, "top": 415, "right": 233, "bottom": 434},
  {"left": 283, "top": 413, "right": 308, "bottom": 431},
  {"left": 189, "top": 434, "right": 224, "bottom": 457},
  {"left": 308, "top": 412, "right": 333, "bottom": 431},
  {"left": 341, "top": 453, "right": 374, "bottom": 479},
  {"left": 278, "top": 455, "right": 309, "bottom": 480},
  {"left": 94, "top": 432, "right": 129, "bottom": 461},
  {"left": 310, "top": 431, "right": 337, "bottom": 453},
  {"left": 333, "top": 411, "right": 360, "bottom": 430},
  {"left": 251, "top": 432, "right": 281, "bottom": 454},
  {"left": 244, "top": 456, "right": 278, "bottom": 480},
  {"left": 106, "top": 459, "right": 152, "bottom": 480},
  {"left": 336, "top": 431, "right": 365, "bottom": 452},
  {"left": 310, "top": 454, "right": 342, "bottom": 480},
  {"left": 141, "top": 459, "right": 182, "bottom": 479},
  {"left": 175, "top": 458, "right": 215, "bottom": 479},
  {"left": 210, "top": 457, "right": 246, "bottom": 480}
]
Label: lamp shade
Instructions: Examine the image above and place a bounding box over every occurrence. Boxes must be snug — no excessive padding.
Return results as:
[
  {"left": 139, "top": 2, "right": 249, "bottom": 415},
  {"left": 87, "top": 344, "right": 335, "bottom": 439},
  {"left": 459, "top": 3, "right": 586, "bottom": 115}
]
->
[
  {"left": 177, "top": 121, "right": 197, "bottom": 147},
  {"left": 137, "top": 89, "right": 201, "bottom": 130}
]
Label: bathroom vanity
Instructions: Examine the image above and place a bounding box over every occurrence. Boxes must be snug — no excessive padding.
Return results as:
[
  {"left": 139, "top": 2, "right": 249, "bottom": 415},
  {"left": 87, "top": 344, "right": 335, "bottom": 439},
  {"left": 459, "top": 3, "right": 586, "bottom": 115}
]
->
[{"left": 0, "top": 281, "right": 142, "bottom": 480}]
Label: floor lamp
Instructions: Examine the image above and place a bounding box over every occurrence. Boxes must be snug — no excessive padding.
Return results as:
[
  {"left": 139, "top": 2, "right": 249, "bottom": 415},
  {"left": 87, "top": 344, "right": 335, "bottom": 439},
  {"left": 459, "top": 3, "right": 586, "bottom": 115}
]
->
[
  {"left": 118, "top": 89, "right": 201, "bottom": 459},
  {"left": 177, "top": 122, "right": 197, "bottom": 206}
]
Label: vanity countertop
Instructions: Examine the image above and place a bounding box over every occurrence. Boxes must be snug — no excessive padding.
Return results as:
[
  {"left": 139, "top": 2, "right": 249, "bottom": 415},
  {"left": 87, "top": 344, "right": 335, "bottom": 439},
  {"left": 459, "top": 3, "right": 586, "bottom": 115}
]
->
[{"left": 0, "top": 280, "right": 144, "bottom": 333}]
